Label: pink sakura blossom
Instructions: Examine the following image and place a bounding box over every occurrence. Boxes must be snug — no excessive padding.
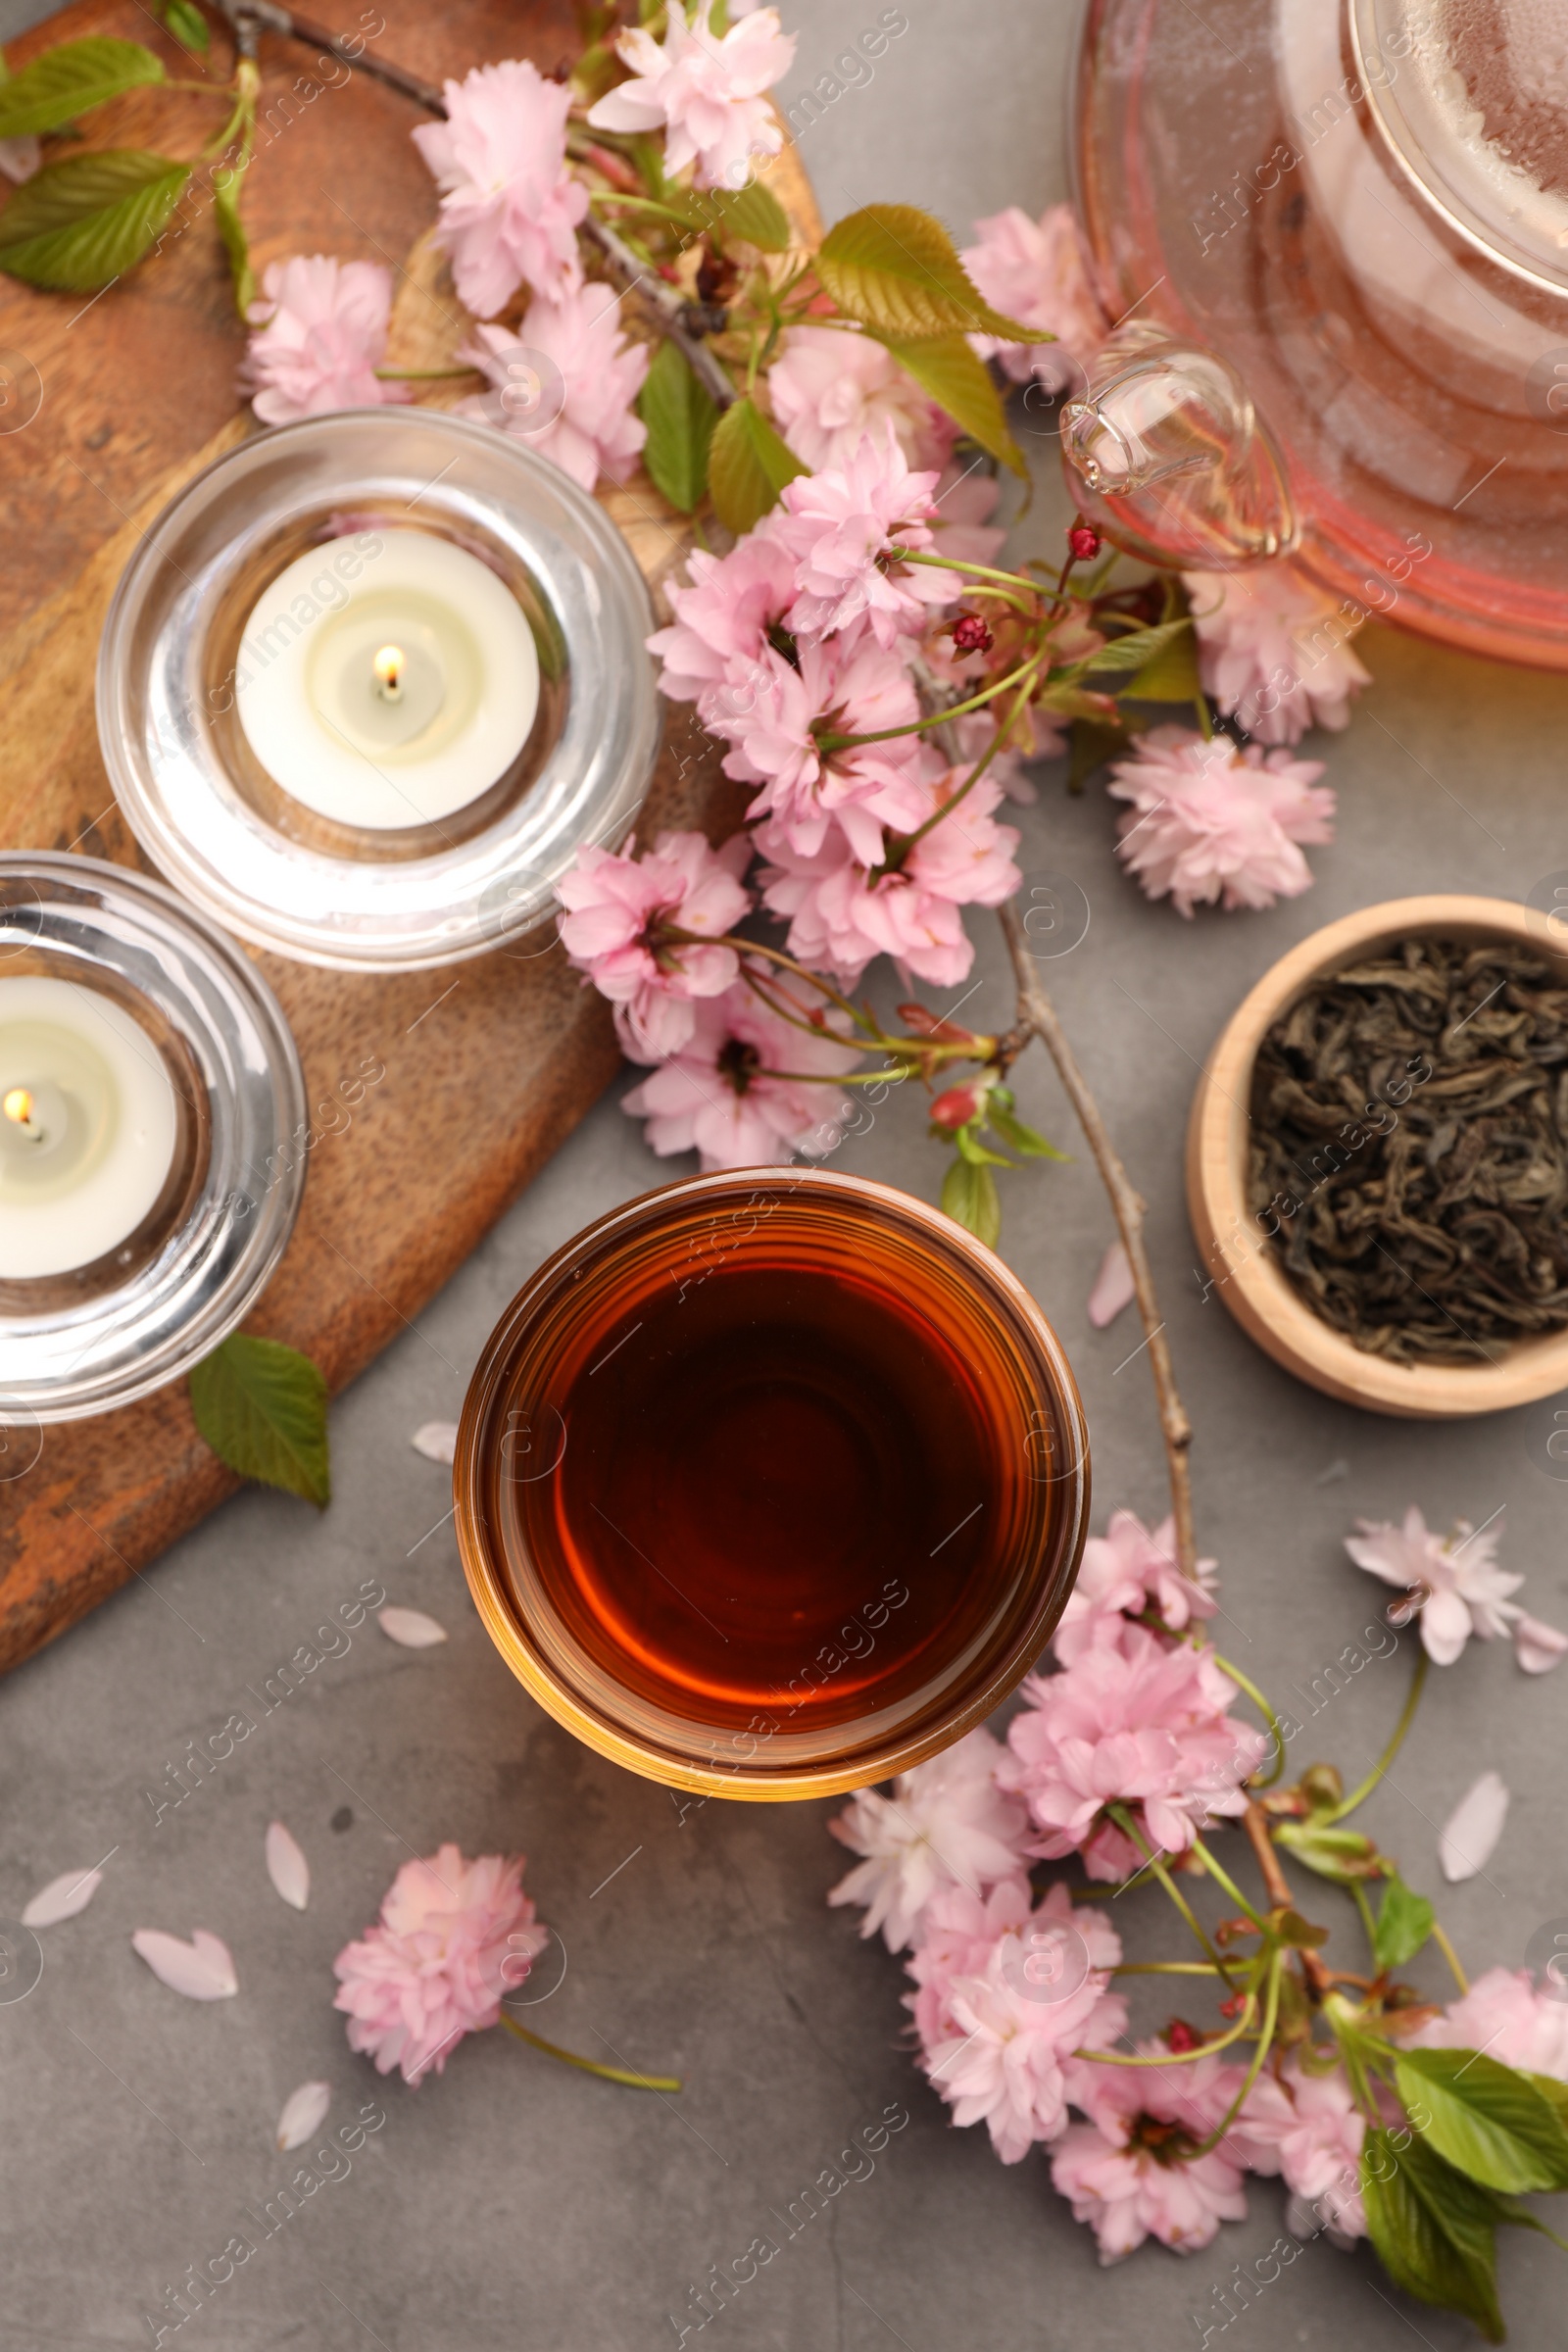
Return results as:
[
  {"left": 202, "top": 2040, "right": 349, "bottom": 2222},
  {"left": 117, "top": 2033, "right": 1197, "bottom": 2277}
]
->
[
  {"left": 827, "top": 1728, "right": 1034, "bottom": 1951},
  {"left": 587, "top": 0, "right": 795, "bottom": 191},
  {"left": 558, "top": 830, "right": 752, "bottom": 1059},
  {"left": 1106, "top": 725, "right": 1335, "bottom": 917},
  {"left": 711, "top": 631, "right": 930, "bottom": 865},
  {"left": 1053, "top": 1508, "right": 1218, "bottom": 1666},
  {"left": 1231, "top": 2054, "right": 1368, "bottom": 2244},
  {"left": 1413, "top": 1965, "right": 1568, "bottom": 2080},
  {"left": 960, "top": 203, "right": 1108, "bottom": 394},
  {"left": 240, "top": 257, "right": 411, "bottom": 426},
  {"left": 412, "top": 61, "right": 587, "bottom": 318},
  {"left": 460, "top": 291, "right": 649, "bottom": 492},
  {"left": 914, "top": 1883, "right": 1128, "bottom": 2163},
  {"left": 1054, "top": 2046, "right": 1252, "bottom": 2259},
  {"left": 772, "top": 429, "right": 960, "bottom": 647},
  {"left": 332, "top": 1846, "right": 546, "bottom": 2086},
  {"left": 1345, "top": 1504, "right": 1566, "bottom": 1671},
  {"left": 999, "top": 1623, "right": 1267, "bottom": 1882},
  {"left": 756, "top": 768, "right": 1021, "bottom": 987},
  {"left": 766, "top": 326, "right": 956, "bottom": 473},
  {"left": 620, "top": 981, "right": 858, "bottom": 1170},
  {"left": 1183, "top": 565, "right": 1371, "bottom": 748},
  {"left": 647, "top": 529, "right": 798, "bottom": 715}
]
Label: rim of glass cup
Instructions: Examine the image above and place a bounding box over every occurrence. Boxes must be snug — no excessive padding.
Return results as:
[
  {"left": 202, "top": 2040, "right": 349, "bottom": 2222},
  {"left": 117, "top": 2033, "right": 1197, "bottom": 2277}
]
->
[
  {"left": 0, "top": 855, "right": 307, "bottom": 1423},
  {"left": 455, "top": 1167, "right": 1091, "bottom": 1800},
  {"left": 97, "top": 410, "right": 662, "bottom": 973}
]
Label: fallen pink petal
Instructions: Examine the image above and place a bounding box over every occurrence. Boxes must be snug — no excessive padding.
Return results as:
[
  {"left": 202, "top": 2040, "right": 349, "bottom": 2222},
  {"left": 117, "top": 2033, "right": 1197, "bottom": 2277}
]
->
[
  {"left": 265, "top": 1822, "right": 311, "bottom": 1912},
  {"left": 130, "top": 1929, "right": 239, "bottom": 2001},
  {"left": 274, "top": 2079, "right": 332, "bottom": 2151},
  {"left": 379, "top": 1607, "right": 450, "bottom": 1649},
  {"left": 21, "top": 1868, "right": 103, "bottom": 1930},
  {"left": 1439, "top": 1771, "right": 1509, "bottom": 1883},
  {"left": 1087, "top": 1241, "right": 1136, "bottom": 1329}
]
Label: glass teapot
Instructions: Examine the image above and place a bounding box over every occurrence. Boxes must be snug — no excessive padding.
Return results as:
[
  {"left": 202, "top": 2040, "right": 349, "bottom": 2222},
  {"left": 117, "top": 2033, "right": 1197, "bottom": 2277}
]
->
[{"left": 1064, "top": 0, "right": 1568, "bottom": 669}]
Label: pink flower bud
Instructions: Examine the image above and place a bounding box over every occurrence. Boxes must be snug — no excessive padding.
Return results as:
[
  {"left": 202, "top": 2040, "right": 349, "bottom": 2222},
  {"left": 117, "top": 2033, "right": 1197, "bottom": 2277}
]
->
[{"left": 1067, "top": 521, "right": 1102, "bottom": 563}]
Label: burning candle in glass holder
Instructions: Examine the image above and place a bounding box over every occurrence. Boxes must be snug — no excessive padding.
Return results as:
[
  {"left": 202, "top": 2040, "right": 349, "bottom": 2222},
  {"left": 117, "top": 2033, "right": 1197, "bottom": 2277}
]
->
[
  {"left": 98, "top": 412, "right": 661, "bottom": 972},
  {"left": 0, "top": 976, "right": 179, "bottom": 1281},
  {"left": 455, "top": 1171, "right": 1090, "bottom": 1801},
  {"left": 0, "top": 857, "right": 307, "bottom": 1424},
  {"left": 232, "top": 529, "right": 541, "bottom": 832}
]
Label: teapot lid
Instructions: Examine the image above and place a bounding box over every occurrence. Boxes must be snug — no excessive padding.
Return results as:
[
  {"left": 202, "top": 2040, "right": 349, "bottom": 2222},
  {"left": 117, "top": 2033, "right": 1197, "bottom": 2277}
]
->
[{"left": 1353, "top": 0, "right": 1568, "bottom": 295}]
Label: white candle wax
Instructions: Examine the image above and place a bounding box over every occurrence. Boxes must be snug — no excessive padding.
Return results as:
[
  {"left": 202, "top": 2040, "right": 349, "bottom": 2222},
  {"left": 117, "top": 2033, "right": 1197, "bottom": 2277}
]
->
[
  {"left": 0, "top": 976, "right": 179, "bottom": 1280},
  {"left": 234, "top": 529, "right": 542, "bottom": 831}
]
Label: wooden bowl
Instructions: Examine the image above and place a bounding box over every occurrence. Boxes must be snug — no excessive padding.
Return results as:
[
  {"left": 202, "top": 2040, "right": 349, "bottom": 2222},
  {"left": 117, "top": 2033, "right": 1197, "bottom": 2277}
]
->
[{"left": 1186, "top": 896, "right": 1568, "bottom": 1417}]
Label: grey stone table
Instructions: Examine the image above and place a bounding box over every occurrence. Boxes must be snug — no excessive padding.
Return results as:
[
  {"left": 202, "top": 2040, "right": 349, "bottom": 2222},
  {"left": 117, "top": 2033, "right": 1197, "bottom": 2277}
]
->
[{"left": 5, "top": 6, "right": 1568, "bottom": 2348}]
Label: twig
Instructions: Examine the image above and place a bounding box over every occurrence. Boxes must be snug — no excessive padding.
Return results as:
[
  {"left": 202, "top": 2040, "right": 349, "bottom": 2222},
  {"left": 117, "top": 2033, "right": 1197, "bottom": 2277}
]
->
[
  {"left": 220, "top": 0, "right": 738, "bottom": 412},
  {"left": 997, "top": 903, "right": 1197, "bottom": 1578},
  {"left": 581, "top": 215, "right": 738, "bottom": 412},
  {"left": 1243, "top": 1800, "right": 1329, "bottom": 1998}
]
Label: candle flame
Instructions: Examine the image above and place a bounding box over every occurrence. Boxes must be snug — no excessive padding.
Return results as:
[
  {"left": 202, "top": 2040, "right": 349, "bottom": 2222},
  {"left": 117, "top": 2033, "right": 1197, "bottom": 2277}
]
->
[
  {"left": 3, "top": 1087, "right": 32, "bottom": 1127},
  {"left": 372, "top": 644, "right": 405, "bottom": 700}
]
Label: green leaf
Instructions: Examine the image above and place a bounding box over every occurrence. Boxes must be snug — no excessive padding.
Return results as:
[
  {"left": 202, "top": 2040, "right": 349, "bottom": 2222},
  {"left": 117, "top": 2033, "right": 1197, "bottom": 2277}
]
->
[
  {"left": 0, "top": 37, "right": 164, "bottom": 138},
  {"left": 0, "top": 149, "right": 189, "bottom": 290},
  {"left": 1273, "top": 1908, "right": 1329, "bottom": 1949},
  {"left": 685, "top": 177, "right": 790, "bottom": 252},
  {"left": 636, "top": 336, "right": 718, "bottom": 514},
  {"left": 815, "top": 204, "right": 1038, "bottom": 343},
  {"left": 189, "top": 1335, "right": 331, "bottom": 1508},
  {"left": 868, "top": 328, "right": 1024, "bottom": 474},
  {"left": 162, "top": 0, "right": 211, "bottom": 55},
  {"left": 1362, "top": 2130, "right": 1505, "bottom": 2343},
  {"left": 1373, "top": 1873, "right": 1436, "bottom": 1973},
  {"left": 1120, "top": 617, "right": 1201, "bottom": 704},
  {"left": 1395, "top": 2048, "right": 1568, "bottom": 2195},
  {"left": 988, "top": 1103, "right": 1066, "bottom": 1160},
  {"left": 1083, "top": 617, "right": 1194, "bottom": 680},
  {"left": 1529, "top": 2074, "right": 1568, "bottom": 2136},
  {"left": 942, "top": 1155, "right": 1001, "bottom": 1249},
  {"left": 213, "top": 162, "right": 253, "bottom": 318},
  {"left": 708, "top": 393, "right": 804, "bottom": 532},
  {"left": 955, "top": 1122, "right": 1013, "bottom": 1169}
]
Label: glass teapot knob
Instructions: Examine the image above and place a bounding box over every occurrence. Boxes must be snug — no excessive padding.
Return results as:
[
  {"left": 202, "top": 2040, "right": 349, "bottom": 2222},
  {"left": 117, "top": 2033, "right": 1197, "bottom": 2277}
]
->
[{"left": 1060, "top": 323, "right": 1298, "bottom": 568}]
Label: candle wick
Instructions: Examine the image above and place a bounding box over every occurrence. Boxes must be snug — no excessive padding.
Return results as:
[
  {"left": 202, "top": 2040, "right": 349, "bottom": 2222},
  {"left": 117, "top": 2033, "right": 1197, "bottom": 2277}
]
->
[
  {"left": 3, "top": 1086, "right": 44, "bottom": 1144},
  {"left": 372, "top": 644, "right": 406, "bottom": 705}
]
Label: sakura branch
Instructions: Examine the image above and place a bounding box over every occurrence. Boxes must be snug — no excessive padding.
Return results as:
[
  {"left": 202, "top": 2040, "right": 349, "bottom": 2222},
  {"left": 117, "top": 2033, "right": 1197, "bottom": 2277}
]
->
[{"left": 829, "top": 1506, "right": 1568, "bottom": 2339}]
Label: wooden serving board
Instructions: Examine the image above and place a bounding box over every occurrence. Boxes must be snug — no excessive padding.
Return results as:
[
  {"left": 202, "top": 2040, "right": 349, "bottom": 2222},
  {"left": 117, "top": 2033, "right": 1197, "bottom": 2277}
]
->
[{"left": 0, "top": 1, "right": 820, "bottom": 1671}]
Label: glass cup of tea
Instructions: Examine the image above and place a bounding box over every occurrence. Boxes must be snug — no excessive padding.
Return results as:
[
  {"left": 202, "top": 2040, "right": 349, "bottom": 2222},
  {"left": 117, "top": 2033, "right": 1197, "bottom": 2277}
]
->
[{"left": 455, "top": 1167, "right": 1090, "bottom": 1800}]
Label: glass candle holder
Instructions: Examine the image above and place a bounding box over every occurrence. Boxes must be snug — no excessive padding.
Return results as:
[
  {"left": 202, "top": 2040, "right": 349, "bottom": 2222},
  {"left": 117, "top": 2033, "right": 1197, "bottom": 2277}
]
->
[
  {"left": 0, "top": 855, "right": 306, "bottom": 1424},
  {"left": 456, "top": 1170, "right": 1090, "bottom": 1800},
  {"left": 97, "top": 410, "right": 662, "bottom": 972}
]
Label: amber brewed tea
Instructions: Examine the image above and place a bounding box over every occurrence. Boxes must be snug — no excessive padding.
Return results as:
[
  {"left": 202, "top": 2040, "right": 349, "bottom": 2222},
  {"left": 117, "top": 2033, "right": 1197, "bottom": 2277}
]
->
[{"left": 456, "top": 1171, "right": 1089, "bottom": 1799}]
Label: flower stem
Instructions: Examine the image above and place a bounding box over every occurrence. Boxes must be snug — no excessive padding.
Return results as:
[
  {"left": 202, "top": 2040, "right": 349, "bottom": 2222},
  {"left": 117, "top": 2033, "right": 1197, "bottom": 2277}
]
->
[
  {"left": 498, "top": 2015, "right": 681, "bottom": 2092},
  {"left": 1112, "top": 1961, "right": 1226, "bottom": 1976},
  {"left": 890, "top": 546, "right": 1040, "bottom": 595},
  {"left": 816, "top": 656, "right": 1041, "bottom": 751},
  {"left": 1432, "top": 1923, "right": 1469, "bottom": 1996},
  {"left": 1188, "top": 1953, "right": 1283, "bottom": 2155},
  {"left": 1074, "top": 1993, "right": 1258, "bottom": 2067},
  {"left": 1189, "top": 1834, "right": 1269, "bottom": 1934},
  {"left": 1351, "top": 1880, "right": 1378, "bottom": 1953},
  {"left": 374, "top": 365, "right": 481, "bottom": 380},
  {"left": 1108, "top": 1805, "right": 1240, "bottom": 1990},
  {"left": 1212, "top": 1651, "right": 1288, "bottom": 1791},
  {"left": 1329, "top": 1649, "right": 1428, "bottom": 1823},
  {"left": 886, "top": 665, "right": 1039, "bottom": 862}
]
